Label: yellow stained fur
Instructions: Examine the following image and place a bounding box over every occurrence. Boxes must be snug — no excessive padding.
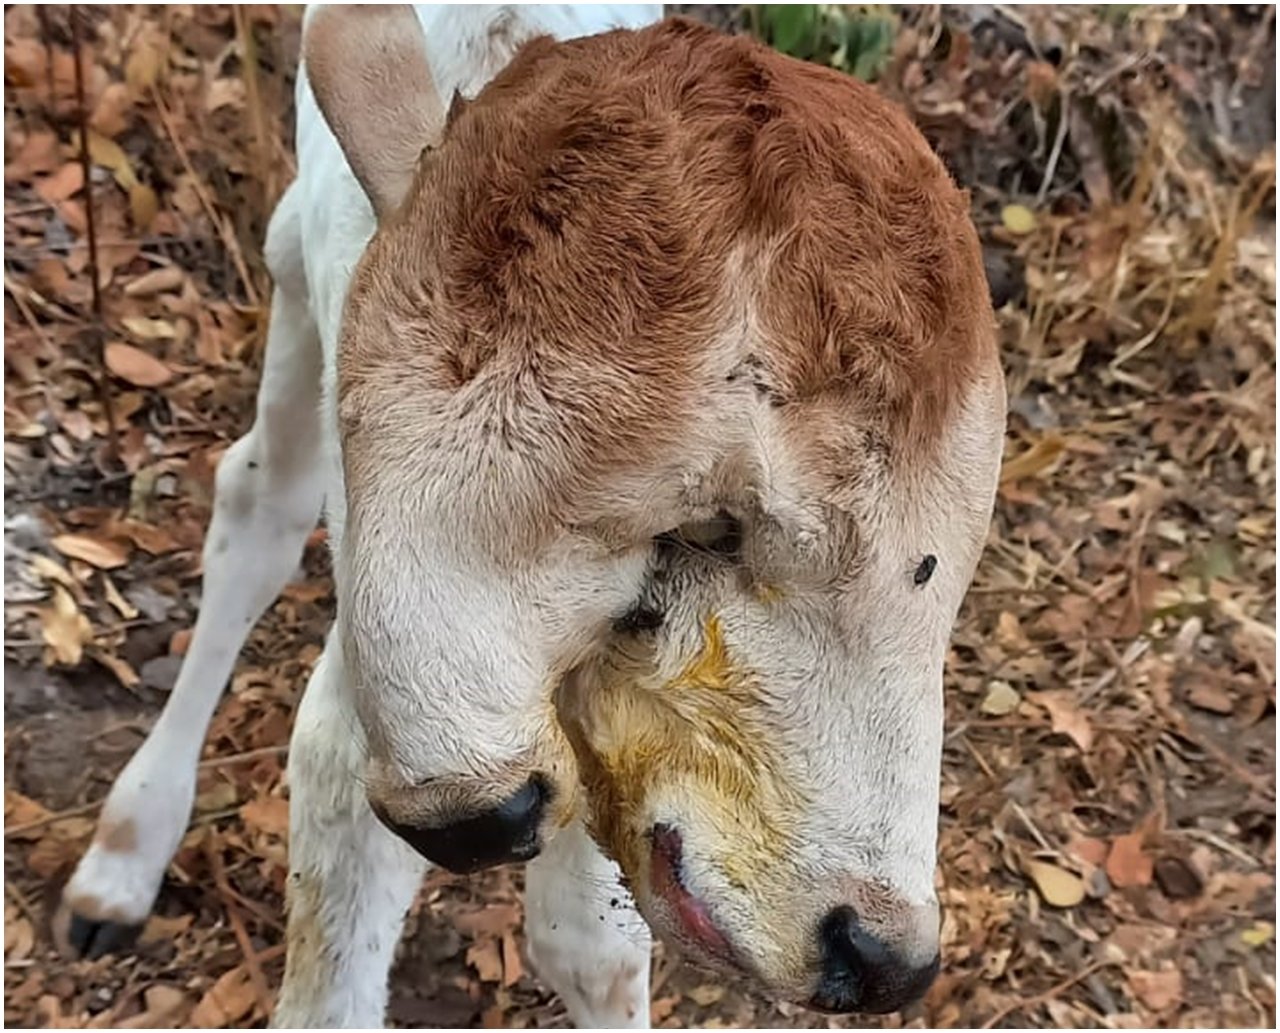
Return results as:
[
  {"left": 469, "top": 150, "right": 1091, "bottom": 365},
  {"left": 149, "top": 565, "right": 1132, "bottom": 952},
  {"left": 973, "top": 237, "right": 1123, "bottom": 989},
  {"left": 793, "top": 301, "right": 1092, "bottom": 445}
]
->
[{"left": 559, "top": 615, "right": 806, "bottom": 890}]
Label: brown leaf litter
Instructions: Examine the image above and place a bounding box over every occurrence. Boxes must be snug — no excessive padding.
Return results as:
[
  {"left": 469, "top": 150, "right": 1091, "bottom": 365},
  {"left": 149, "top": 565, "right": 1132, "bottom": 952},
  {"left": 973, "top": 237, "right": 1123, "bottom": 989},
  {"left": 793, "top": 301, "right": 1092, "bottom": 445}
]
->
[{"left": 4, "top": 4, "right": 1274, "bottom": 1029}]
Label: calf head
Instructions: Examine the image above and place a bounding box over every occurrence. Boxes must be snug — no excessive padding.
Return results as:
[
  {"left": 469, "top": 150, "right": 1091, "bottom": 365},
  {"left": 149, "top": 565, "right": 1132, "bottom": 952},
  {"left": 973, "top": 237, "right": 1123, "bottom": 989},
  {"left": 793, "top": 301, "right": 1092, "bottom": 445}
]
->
[{"left": 308, "top": 8, "right": 1005, "bottom": 1013}]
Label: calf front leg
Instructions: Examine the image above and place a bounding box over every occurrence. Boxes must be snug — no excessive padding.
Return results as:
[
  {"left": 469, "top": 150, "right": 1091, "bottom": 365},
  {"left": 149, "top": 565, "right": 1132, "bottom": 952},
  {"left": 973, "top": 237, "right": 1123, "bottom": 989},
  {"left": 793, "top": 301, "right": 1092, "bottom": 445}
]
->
[
  {"left": 273, "top": 635, "right": 426, "bottom": 1028},
  {"left": 526, "top": 821, "right": 653, "bottom": 1028},
  {"left": 57, "top": 285, "right": 324, "bottom": 957}
]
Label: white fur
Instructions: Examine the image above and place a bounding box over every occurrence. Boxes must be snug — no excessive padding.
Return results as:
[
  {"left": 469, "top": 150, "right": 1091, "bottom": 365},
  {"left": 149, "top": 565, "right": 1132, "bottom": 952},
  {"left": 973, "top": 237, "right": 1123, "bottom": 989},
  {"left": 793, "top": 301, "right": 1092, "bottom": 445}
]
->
[
  {"left": 63, "top": 6, "right": 661, "bottom": 1029},
  {"left": 62, "top": 2, "right": 1005, "bottom": 1024}
]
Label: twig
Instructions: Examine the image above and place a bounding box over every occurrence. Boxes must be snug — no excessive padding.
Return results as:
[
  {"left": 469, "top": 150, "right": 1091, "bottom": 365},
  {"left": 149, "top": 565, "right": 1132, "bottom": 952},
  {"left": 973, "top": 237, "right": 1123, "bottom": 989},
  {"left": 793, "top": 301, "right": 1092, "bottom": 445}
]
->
[
  {"left": 198, "top": 744, "right": 288, "bottom": 770},
  {"left": 149, "top": 85, "right": 261, "bottom": 308},
  {"left": 205, "top": 841, "right": 275, "bottom": 1020},
  {"left": 980, "top": 960, "right": 1114, "bottom": 1028},
  {"left": 233, "top": 5, "right": 274, "bottom": 209},
  {"left": 71, "top": 5, "right": 120, "bottom": 467},
  {"left": 5, "top": 879, "right": 41, "bottom": 927},
  {"left": 4, "top": 799, "right": 101, "bottom": 838},
  {"left": 1035, "top": 89, "right": 1071, "bottom": 206}
]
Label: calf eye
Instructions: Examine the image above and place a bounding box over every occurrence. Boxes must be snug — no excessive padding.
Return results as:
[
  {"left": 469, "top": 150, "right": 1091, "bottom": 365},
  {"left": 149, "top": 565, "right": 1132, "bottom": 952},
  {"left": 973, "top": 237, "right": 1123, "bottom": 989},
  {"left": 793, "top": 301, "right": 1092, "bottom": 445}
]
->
[
  {"left": 657, "top": 511, "right": 742, "bottom": 561},
  {"left": 613, "top": 603, "right": 663, "bottom": 634},
  {"left": 913, "top": 555, "right": 937, "bottom": 586}
]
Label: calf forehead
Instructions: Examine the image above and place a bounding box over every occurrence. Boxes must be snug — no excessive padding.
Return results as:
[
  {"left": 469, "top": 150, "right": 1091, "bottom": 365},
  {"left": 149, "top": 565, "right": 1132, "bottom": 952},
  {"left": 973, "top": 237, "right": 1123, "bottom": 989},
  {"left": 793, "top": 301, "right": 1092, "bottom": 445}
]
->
[{"left": 339, "top": 18, "right": 995, "bottom": 523}]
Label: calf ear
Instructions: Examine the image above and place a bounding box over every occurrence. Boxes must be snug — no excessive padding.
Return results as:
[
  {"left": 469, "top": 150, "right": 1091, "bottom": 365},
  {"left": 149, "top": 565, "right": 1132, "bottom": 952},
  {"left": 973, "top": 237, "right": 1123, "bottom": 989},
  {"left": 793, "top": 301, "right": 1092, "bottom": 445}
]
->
[{"left": 304, "top": 5, "right": 443, "bottom": 220}]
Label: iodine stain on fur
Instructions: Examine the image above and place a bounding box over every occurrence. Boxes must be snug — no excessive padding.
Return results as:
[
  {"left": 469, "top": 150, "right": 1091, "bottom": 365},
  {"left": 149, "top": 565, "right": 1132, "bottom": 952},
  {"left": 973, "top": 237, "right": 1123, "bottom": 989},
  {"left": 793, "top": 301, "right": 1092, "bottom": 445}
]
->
[{"left": 557, "top": 614, "right": 805, "bottom": 892}]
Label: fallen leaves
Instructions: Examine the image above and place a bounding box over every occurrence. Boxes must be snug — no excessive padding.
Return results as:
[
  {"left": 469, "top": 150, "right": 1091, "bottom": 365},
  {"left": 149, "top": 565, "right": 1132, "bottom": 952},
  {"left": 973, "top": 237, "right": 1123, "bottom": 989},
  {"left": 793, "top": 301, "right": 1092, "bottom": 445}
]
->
[
  {"left": 980, "top": 680, "right": 1020, "bottom": 716},
  {"left": 190, "top": 964, "right": 257, "bottom": 1028},
  {"left": 39, "top": 585, "right": 94, "bottom": 665},
  {"left": 1106, "top": 831, "right": 1155, "bottom": 889},
  {"left": 1127, "top": 968, "right": 1184, "bottom": 1012},
  {"left": 999, "top": 433, "right": 1066, "bottom": 483},
  {"left": 50, "top": 532, "right": 130, "bottom": 570},
  {"left": 1001, "top": 203, "right": 1038, "bottom": 235},
  {"left": 1023, "top": 858, "right": 1086, "bottom": 908},
  {"left": 239, "top": 796, "right": 289, "bottom": 840},
  {"left": 104, "top": 341, "right": 173, "bottom": 386}
]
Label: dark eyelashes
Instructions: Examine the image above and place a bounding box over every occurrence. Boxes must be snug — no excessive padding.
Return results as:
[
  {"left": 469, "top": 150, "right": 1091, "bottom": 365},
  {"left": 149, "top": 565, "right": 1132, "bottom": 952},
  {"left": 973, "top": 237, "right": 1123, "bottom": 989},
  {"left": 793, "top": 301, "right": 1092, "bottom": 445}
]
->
[{"left": 612, "top": 603, "right": 664, "bottom": 634}]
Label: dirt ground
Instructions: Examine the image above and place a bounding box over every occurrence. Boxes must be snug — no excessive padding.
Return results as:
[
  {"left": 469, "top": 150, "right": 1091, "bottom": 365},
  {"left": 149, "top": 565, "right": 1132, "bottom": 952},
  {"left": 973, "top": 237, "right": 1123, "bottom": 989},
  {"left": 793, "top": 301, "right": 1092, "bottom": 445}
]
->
[{"left": 4, "top": 4, "right": 1275, "bottom": 1029}]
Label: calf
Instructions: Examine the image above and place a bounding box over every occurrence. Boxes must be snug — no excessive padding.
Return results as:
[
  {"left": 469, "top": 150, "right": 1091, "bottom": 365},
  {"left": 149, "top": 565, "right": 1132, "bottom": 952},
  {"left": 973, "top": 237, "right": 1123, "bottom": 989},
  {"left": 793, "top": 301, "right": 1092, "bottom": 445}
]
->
[{"left": 57, "top": 5, "right": 1006, "bottom": 1027}]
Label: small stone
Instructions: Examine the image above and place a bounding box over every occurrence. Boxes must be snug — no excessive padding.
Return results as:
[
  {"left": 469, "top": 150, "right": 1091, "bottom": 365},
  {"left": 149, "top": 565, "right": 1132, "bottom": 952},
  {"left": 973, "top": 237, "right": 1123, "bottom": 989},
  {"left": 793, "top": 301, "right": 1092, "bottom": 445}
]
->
[{"left": 1154, "top": 856, "right": 1204, "bottom": 900}]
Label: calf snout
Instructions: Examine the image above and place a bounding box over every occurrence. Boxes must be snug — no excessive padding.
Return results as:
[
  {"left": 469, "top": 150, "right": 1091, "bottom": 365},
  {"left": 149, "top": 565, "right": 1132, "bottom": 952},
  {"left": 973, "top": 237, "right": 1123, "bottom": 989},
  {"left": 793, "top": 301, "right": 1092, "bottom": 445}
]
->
[
  {"left": 810, "top": 904, "right": 940, "bottom": 1014},
  {"left": 367, "top": 771, "right": 552, "bottom": 873}
]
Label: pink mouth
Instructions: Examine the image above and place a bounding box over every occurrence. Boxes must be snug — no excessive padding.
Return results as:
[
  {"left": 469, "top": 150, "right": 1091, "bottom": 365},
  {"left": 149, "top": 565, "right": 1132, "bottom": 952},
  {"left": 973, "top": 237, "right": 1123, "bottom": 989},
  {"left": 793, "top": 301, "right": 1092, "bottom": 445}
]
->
[{"left": 649, "top": 825, "right": 736, "bottom": 963}]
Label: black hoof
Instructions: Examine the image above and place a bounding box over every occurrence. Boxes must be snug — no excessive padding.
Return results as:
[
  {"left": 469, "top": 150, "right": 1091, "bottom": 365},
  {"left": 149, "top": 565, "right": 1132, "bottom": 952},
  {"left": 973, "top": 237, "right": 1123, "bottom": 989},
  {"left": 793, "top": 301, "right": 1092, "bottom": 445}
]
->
[{"left": 61, "top": 912, "right": 143, "bottom": 959}]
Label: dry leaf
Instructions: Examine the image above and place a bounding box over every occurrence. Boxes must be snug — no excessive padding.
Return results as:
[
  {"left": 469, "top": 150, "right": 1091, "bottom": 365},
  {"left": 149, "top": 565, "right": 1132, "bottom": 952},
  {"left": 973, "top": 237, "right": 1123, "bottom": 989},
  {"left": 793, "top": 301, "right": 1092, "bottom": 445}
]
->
[
  {"left": 1240, "top": 921, "right": 1274, "bottom": 947},
  {"left": 1001, "top": 203, "right": 1038, "bottom": 235},
  {"left": 102, "top": 574, "right": 139, "bottom": 619},
  {"left": 1023, "top": 858, "right": 1085, "bottom": 908},
  {"left": 687, "top": 984, "right": 727, "bottom": 1006},
  {"left": 125, "top": 267, "right": 185, "bottom": 297},
  {"left": 91, "top": 649, "right": 140, "bottom": 689},
  {"left": 139, "top": 913, "right": 195, "bottom": 946},
  {"left": 1106, "top": 831, "right": 1154, "bottom": 888},
  {"left": 121, "top": 315, "right": 177, "bottom": 340},
  {"left": 500, "top": 929, "right": 523, "bottom": 987},
  {"left": 29, "top": 553, "right": 78, "bottom": 591},
  {"left": 40, "top": 584, "right": 94, "bottom": 665},
  {"left": 129, "top": 182, "right": 159, "bottom": 230},
  {"left": 1187, "top": 682, "right": 1234, "bottom": 715},
  {"left": 205, "top": 77, "right": 247, "bottom": 113},
  {"left": 105, "top": 342, "right": 173, "bottom": 387},
  {"left": 118, "top": 985, "right": 189, "bottom": 1028},
  {"left": 51, "top": 532, "right": 129, "bottom": 569},
  {"left": 191, "top": 964, "right": 256, "bottom": 1028},
  {"left": 466, "top": 937, "right": 505, "bottom": 983},
  {"left": 6, "top": 790, "right": 52, "bottom": 835},
  {"left": 35, "top": 163, "right": 84, "bottom": 205},
  {"left": 115, "top": 518, "right": 180, "bottom": 554},
  {"left": 980, "top": 680, "right": 1020, "bottom": 716},
  {"left": 1000, "top": 434, "right": 1066, "bottom": 483},
  {"left": 1030, "top": 690, "right": 1094, "bottom": 752},
  {"left": 125, "top": 36, "right": 166, "bottom": 92},
  {"left": 86, "top": 130, "right": 138, "bottom": 189},
  {"left": 5, "top": 916, "right": 35, "bottom": 961},
  {"left": 1128, "top": 968, "right": 1183, "bottom": 1011},
  {"left": 239, "top": 796, "right": 290, "bottom": 839}
]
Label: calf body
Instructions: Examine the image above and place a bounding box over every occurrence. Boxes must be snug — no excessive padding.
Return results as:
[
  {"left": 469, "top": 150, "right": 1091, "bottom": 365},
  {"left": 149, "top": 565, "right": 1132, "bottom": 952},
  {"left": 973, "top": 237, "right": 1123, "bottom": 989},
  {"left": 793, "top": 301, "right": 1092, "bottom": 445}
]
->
[{"left": 59, "top": 5, "right": 1005, "bottom": 1027}]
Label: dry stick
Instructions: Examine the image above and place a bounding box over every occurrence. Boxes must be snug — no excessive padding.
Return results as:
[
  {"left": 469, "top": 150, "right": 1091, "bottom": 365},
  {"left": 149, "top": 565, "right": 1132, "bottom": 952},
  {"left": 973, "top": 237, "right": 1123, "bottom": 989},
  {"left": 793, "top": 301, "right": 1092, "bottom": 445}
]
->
[
  {"left": 3, "top": 799, "right": 101, "bottom": 839},
  {"left": 204, "top": 841, "right": 275, "bottom": 1019},
  {"left": 149, "top": 86, "right": 261, "bottom": 309},
  {"left": 35, "top": 6, "right": 55, "bottom": 111},
  {"left": 980, "top": 960, "right": 1114, "bottom": 1029},
  {"left": 198, "top": 744, "right": 287, "bottom": 770},
  {"left": 71, "top": 6, "right": 120, "bottom": 467},
  {"left": 233, "top": 5, "right": 274, "bottom": 210},
  {"left": 3, "top": 747, "right": 286, "bottom": 838}
]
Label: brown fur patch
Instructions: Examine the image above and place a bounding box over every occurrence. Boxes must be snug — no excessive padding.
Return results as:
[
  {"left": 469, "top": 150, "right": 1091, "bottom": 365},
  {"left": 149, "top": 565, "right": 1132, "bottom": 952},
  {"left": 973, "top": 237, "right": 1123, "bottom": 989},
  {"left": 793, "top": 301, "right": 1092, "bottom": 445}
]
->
[
  {"left": 96, "top": 819, "right": 137, "bottom": 854},
  {"left": 337, "top": 17, "right": 995, "bottom": 540}
]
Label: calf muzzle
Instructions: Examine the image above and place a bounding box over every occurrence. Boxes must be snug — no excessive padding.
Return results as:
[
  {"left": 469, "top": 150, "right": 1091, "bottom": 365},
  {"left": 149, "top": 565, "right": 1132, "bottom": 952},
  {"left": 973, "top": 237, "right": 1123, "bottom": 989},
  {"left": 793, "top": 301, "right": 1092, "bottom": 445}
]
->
[{"left": 371, "top": 775, "right": 550, "bottom": 873}]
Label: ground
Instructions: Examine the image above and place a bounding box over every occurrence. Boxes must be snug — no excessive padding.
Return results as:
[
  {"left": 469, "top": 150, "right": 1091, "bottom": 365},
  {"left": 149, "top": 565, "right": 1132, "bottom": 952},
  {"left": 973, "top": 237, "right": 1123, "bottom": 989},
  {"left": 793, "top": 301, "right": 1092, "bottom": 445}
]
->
[{"left": 3, "top": 4, "right": 1275, "bottom": 1029}]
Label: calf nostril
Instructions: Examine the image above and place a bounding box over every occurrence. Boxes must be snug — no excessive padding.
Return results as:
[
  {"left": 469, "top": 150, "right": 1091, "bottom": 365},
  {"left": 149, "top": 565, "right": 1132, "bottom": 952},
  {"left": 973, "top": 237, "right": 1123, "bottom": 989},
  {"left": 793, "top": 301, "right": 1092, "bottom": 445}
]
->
[
  {"left": 373, "top": 775, "right": 550, "bottom": 874},
  {"left": 812, "top": 906, "right": 939, "bottom": 1015}
]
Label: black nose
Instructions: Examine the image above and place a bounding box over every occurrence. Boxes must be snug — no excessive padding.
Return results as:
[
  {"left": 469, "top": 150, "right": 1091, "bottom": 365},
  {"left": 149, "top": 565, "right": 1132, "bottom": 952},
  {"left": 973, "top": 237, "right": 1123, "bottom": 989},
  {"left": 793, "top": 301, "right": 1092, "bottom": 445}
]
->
[
  {"left": 373, "top": 775, "right": 550, "bottom": 873},
  {"left": 811, "top": 906, "right": 939, "bottom": 1015}
]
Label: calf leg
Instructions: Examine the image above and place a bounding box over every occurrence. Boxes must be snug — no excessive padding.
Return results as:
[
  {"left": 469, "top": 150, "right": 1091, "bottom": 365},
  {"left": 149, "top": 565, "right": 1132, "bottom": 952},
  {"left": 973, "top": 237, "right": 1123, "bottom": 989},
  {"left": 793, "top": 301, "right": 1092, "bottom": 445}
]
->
[
  {"left": 57, "top": 284, "right": 325, "bottom": 957},
  {"left": 273, "top": 636, "right": 426, "bottom": 1028},
  {"left": 526, "top": 821, "right": 653, "bottom": 1028}
]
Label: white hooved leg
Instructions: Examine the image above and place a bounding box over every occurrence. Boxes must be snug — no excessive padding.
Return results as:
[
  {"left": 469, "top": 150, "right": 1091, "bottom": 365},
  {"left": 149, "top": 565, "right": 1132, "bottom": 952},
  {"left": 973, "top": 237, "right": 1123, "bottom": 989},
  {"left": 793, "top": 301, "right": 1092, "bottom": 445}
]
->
[
  {"left": 273, "top": 635, "right": 427, "bottom": 1028},
  {"left": 526, "top": 820, "right": 653, "bottom": 1028},
  {"left": 57, "top": 282, "right": 325, "bottom": 958}
]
